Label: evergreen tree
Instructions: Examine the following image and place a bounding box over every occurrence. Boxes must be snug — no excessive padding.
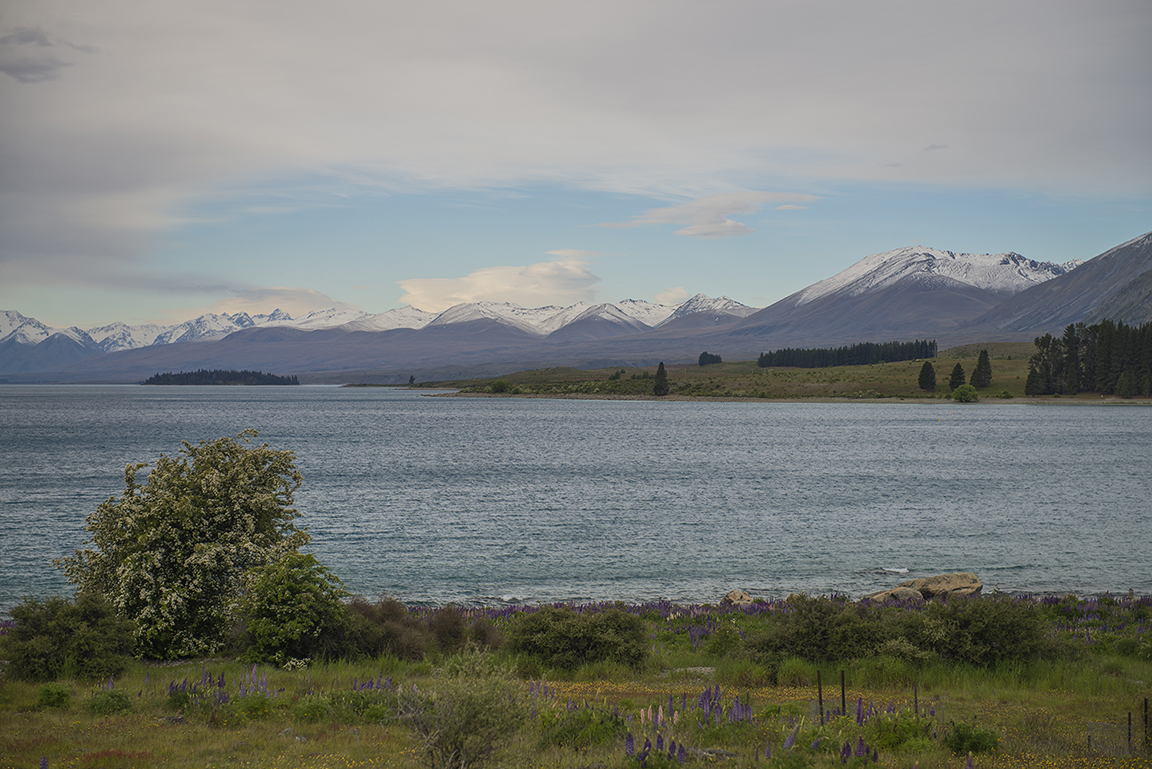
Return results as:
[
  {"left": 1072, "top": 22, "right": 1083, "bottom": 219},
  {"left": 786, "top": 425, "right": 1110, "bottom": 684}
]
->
[
  {"left": 918, "top": 361, "right": 936, "bottom": 392},
  {"left": 653, "top": 362, "right": 669, "bottom": 396},
  {"left": 949, "top": 363, "right": 966, "bottom": 390},
  {"left": 970, "top": 349, "right": 992, "bottom": 388}
]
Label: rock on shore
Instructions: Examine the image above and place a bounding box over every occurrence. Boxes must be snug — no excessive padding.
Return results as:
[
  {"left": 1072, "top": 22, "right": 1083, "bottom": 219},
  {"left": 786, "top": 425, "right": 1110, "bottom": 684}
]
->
[{"left": 865, "top": 572, "right": 983, "bottom": 603}]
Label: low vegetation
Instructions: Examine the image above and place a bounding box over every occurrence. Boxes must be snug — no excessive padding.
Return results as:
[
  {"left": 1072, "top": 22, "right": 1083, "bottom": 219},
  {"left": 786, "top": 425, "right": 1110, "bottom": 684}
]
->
[
  {"left": 2, "top": 593, "right": 1150, "bottom": 767},
  {"left": 417, "top": 344, "right": 1049, "bottom": 400}
]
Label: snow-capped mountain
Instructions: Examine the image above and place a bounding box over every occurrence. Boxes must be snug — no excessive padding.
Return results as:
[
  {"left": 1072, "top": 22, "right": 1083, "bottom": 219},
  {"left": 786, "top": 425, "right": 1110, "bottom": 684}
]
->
[
  {"left": 0, "top": 311, "right": 55, "bottom": 346},
  {"left": 665, "top": 294, "right": 759, "bottom": 322},
  {"left": 793, "top": 247, "right": 1081, "bottom": 306},
  {"left": 88, "top": 322, "right": 169, "bottom": 352},
  {"left": 339, "top": 306, "right": 438, "bottom": 332}
]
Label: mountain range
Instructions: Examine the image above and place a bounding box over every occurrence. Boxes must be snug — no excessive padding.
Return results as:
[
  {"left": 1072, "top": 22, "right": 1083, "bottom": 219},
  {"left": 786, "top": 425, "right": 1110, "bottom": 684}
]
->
[{"left": 3, "top": 230, "right": 1150, "bottom": 383}]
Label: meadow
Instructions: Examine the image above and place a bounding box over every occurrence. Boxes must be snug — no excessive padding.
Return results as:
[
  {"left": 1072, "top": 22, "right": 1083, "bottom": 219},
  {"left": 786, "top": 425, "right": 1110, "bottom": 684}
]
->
[
  {"left": 417, "top": 344, "right": 1049, "bottom": 401},
  {"left": 3, "top": 592, "right": 1150, "bottom": 769}
]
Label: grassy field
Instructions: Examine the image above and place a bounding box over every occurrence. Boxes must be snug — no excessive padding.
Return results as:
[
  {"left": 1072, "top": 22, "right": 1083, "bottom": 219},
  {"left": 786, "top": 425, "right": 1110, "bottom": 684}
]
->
[
  {"left": 409, "top": 344, "right": 1057, "bottom": 401},
  {"left": 4, "top": 595, "right": 1151, "bottom": 769}
]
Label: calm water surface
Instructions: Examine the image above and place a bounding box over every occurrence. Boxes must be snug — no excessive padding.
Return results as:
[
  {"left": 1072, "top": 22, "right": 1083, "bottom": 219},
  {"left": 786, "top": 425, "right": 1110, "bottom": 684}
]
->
[{"left": 1, "top": 385, "right": 1149, "bottom": 615}]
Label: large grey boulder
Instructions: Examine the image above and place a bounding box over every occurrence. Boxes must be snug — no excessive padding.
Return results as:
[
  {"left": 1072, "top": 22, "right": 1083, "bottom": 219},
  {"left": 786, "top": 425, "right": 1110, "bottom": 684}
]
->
[
  {"left": 720, "top": 589, "right": 754, "bottom": 606},
  {"left": 862, "top": 585, "right": 926, "bottom": 604}
]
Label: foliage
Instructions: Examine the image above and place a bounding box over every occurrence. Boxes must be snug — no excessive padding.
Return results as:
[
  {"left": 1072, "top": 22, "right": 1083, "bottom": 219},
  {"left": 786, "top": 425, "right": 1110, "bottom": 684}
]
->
[
  {"left": 2, "top": 592, "right": 134, "bottom": 681},
  {"left": 55, "top": 430, "right": 309, "bottom": 659},
  {"left": 488, "top": 379, "right": 511, "bottom": 393},
  {"left": 908, "top": 594, "right": 1052, "bottom": 666},
  {"left": 917, "top": 360, "right": 936, "bottom": 391},
  {"left": 748, "top": 595, "right": 884, "bottom": 663},
  {"left": 36, "top": 683, "right": 71, "bottom": 709},
  {"left": 758, "top": 339, "right": 937, "bottom": 368},
  {"left": 507, "top": 606, "right": 648, "bottom": 670},
  {"left": 240, "top": 553, "right": 347, "bottom": 664},
  {"left": 1027, "top": 319, "right": 1152, "bottom": 396},
  {"left": 951, "top": 384, "right": 979, "bottom": 402},
  {"left": 948, "top": 362, "right": 966, "bottom": 390},
  {"left": 970, "top": 349, "right": 993, "bottom": 388},
  {"left": 400, "top": 659, "right": 528, "bottom": 769},
  {"left": 942, "top": 721, "right": 1000, "bottom": 755},
  {"left": 653, "top": 362, "right": 669, "bottom": 396},
  {"left": 88, "top": 689, "right": 132, "bottom": 715},
  {"left": 142, "top": 369, "right": 298, "bottom": 386},
  {"left": 339, "top": 596, "right": 435, "bottom": 660},
  {"left": 699, "top": 351, "right": 723, "bottom": 366}
]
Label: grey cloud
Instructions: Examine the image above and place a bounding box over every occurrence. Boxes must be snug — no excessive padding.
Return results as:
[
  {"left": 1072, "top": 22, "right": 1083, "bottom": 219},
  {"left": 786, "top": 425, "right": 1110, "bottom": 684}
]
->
[
  {"left": 0, "top": 27, "right": 52, "bottom": 46},
  {"left": 0, "top": 26, "right": 71, "bottom": 83}
]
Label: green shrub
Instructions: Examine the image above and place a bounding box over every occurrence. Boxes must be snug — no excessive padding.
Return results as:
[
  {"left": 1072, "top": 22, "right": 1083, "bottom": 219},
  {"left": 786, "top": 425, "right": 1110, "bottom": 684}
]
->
[
  {"left": 294, "top": 693, "right": 333, "bottom": 723},
  {"left": 428, "top": 606, "right": 467, "bottom": 653},
  {"left": 400, "top": 669, "right": 528, "bottom": 768},
  {"left": 240, "top": 552, "right": 347, "bottom": 665},
  {"left": 87, "top": 689, "right": 132, "bottom": 715},
  {"left": 911, "top": 594, "right": 1052, "bottom": 666},
  {"left": 340, "top": 596, "right": 434, "bottom": 660},
  {"left": 3, "top": 592, "right": 134, "bottom": 681},
  {"left": 747, "top": 595, "right": 882, "bottom": 663},
  {"left": 952, "top": 384, "right": 979, "bottom": 402},
  {"left": 942, "top": 721, "right": 1000, "bottom": 755},
  {"left": 489, "top": 380, "right": 511, "bottom": 393},
  {"left": 540, "top": 704, "right": 627, "bottom": 749},
  {"left": 506, "top": 607, "right": 648, "bottom": 670},
  {"left": 36, "top": 683, "right": 71, "bottom": 709}
]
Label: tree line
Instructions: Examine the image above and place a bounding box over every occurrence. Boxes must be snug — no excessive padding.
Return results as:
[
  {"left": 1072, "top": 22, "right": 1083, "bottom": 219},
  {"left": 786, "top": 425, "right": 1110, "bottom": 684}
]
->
[
  {"left": 757, "top": 339, "right": 936, "bottom": 369},
  {"left": 142, "top": 369, "right": 299, "bottom": 386},
  {"left": 1026, "top": 319, "right": 1152, "bottom": 397}
]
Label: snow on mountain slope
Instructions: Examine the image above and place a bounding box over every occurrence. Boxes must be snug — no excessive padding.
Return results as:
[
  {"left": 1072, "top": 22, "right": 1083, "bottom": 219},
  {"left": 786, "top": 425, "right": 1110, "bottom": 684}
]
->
[
  {"left": 88, "top": 322, "right": 168, "bottom": 352},
  {"left": 153, "top": 313, "right": 257, "bottom": 344},
  {"left": 792, "top": 247, "right": 1080, "bottom": 307},
  {"left": 264, "top": 307, "right": 371, "bottom": 329},
  {"left": 662, "top": 294, "right": 757, "bottom": 323},
  {"left": 0, "top": 311, "right": 54, "bottom": 345},
  {"left": 341, "top": 306, "right": 437, "bottom": 331},
  {"left": 425, "top": 302, "right": 552, "bottom": 335}
]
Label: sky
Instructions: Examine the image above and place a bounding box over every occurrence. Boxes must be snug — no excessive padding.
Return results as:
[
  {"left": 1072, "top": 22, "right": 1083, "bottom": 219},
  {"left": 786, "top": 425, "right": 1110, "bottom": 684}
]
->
[{"left": 2, "top": 1, "right": 1151, "bottom": 329}]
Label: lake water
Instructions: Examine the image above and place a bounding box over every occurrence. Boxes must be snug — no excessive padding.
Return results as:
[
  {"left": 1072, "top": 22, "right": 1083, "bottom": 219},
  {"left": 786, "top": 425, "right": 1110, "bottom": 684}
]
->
[{"left": 1, "top": 385, "right": 1149, "bottom": 617}]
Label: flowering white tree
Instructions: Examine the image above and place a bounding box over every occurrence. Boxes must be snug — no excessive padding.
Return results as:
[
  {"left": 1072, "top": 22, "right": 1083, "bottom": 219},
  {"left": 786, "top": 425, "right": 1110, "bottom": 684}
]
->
[{"left": 56, "top": 429, "right": 309, "bottom": 659}]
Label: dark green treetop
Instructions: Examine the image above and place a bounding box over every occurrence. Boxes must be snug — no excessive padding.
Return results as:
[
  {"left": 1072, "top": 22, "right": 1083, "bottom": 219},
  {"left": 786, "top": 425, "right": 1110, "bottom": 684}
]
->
[
  {"left": 653, "top": 362, "right": 669, "bottom": 396},
  {"left": 949, "top": 362, "right": 966, "bottom": 390},
  {"left": 970, "top": 349, "right": 993, "bottom": 388},
  {"left": 918, "top": 361, "right": 936, "bottom": 392}
]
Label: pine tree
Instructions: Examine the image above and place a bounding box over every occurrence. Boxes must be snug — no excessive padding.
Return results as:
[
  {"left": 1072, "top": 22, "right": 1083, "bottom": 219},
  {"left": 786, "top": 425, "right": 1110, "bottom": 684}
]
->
[
  {"left": 970, "top": 349, "right": 992, "bottom": 388},
  {"left": 918, "top": 361, "right": 936, "bottom": 392},
  {"left": 949, "top": 363, "right": 966, "bottom": 390},
  {"left": 653, "top": 362, "right": 669, "bottom": 396}
]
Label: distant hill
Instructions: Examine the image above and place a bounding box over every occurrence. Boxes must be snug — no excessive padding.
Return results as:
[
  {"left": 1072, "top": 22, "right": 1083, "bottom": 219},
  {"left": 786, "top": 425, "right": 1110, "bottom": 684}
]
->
[
  {"left": 969, "top": 231, "right": 1152, "bottom": 333},
  {"left": 3, "top": 231, "right": 1150, "bottom": 383}
]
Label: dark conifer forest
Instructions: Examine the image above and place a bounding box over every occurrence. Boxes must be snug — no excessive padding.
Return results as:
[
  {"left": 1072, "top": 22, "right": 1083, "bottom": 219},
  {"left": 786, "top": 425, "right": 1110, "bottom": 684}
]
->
[
  {"left": 142, "top": 369, "right": 299, "bottom": 386},
  {"left": 1025, "top": 320, "right": 1152, "bottom": 396},
  {"left": 757, "top": 339, "right": 936, "bottom": 369}
]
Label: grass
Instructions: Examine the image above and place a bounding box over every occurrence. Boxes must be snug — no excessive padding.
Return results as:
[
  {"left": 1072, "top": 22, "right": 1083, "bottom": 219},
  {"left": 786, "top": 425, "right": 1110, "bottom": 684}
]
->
[
  {"left": 403, "top": 343, "right": 1081, "bottom": 401},
  {"left": 3, "top": 595, "right": 1151, "bottom": 768}
]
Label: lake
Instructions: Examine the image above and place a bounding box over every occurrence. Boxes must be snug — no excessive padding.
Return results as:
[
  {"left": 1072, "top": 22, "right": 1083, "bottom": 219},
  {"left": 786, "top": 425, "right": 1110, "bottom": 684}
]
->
[{"left": 1, "top": 385, "right": 1149, "bottom": 616}]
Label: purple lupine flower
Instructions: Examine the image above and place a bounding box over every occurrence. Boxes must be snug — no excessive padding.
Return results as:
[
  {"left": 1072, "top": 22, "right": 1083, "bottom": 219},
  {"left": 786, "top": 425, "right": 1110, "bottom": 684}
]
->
[
  {"left": 811, "top": 738, "right": 824, "bottom": 750},
  {"left": 783, "top": 724, "right": 799, "bottom": 750},
  {"left": 765, "top": 742, "right": 772, "bottom": 759},
  {"left": 965, "top": 753, "right": 974, "bottom": 769},
  {"left": 625, "top": 733, "right": 635, "bottom": 756},
  {"left": 872, "top": 749, "right": 879, "bottom": 763},
  {"left": 856, "top": 696, "right": 864, "bottom": 725},
  {"left": 677, "top": 743, "right": 687, "bottom": 764},
  {"left": 841, "top": 740, "right": 852, "bottom": 763},
  {"left": 40, "top": 758, "right": 48, "bottom": 769},
  {"left": 855, "top": 736, "right": 867, "bottom": 757},
  {"left": 656, "top": 734, "right": 664, "bottom": 752}
]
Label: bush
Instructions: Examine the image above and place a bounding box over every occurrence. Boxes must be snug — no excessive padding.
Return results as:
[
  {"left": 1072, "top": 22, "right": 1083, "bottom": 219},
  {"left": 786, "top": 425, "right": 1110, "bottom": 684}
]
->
[
  {"left": 87, "top": 689, "right": 132, "bottom": 715},
  {"left": 2, "top": 592, "right": 134, "bottom": 681},
  {"left": 942, "top": 721, "right": 1000, "bottom": 755},
  {"left": 746, "top": 595, "right": 883, "bottom": 663},
  {"left": 489, "top": 380, "right": 511, "bottom": 393},
  {"left": 952, "top": 384, "right": 979, "bottom": 402},
  {"left": 240, "top": 553, "right": 347, "bottom": 664},
  {"left": 506, "top": 607, "right": 648, "bottom": 670},
  {"left": 36, "top": 683, "right": 71, "bottom": 709},
  {"left": 400, "top": 661, "right": 528, "bottom": 768},
  {"left": 340, "top": 596, "right": 434, "bottom": 660},
  {"left": 55, "top": 430, "right": 309, "bottom": 659},
  {"left": 910, "top": 594, "right": 1051, "bottom": 666}
]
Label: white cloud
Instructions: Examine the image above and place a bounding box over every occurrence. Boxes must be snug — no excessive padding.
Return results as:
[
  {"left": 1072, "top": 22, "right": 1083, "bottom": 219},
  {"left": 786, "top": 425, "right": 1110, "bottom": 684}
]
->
[
  {"left": 203, "top": 287, "right": 360, "bottom": 319},
  {"left": 546, "top": 249, "right": 605, "bottom": 258},
  {"left": 599, "top": 192, "right": 817, "bottom": 239},
  {"left": 655, "top": 287, "right": 689, "bottom": 304},
  {"left": 398, "top": 257, "right": 600, "bottom": 313},
  {"left": 775, "top": 204, "right": 808, "bottom": 211},
  {"left": 1, "top": 0, "right": 1150, "bottom": 297}
]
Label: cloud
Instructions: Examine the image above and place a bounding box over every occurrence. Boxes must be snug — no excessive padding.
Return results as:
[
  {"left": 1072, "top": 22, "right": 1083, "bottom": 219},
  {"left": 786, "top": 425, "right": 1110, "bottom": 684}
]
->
[
  {"left": 775, "top": 204, "right": 808, "bottom": 211},
  {"left": 398, "top": 257, "right": 600, "bottom": 313},
  {"left": 546, "top": 249, "right": 605, "bottom": 258},
  {"left": 598, "top": 192, "right": 817, "bottom": 239},
  {"left": 655, "top": 287, "right": 689, "bottom": 304},
  {"left": 204, "top": 287, "right": 360, "bottom": 319},
  {"left": 0, "top": 26, "right": 71, "bottom": 83},
  {"left": 2, "top": 0, "right": 1151, "bottom": 301}
]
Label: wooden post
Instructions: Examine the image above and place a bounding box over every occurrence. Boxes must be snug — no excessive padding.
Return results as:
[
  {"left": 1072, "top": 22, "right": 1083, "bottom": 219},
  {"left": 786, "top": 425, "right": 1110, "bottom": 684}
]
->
[{"left": 817, "top": 670, "right": 824, "bottom": 724}]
